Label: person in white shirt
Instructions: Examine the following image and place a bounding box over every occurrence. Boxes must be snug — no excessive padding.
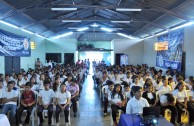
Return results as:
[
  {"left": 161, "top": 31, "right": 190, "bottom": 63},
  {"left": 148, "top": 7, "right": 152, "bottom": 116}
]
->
[
  {"left": 55, "top": 83, "right": 71, "bottom": 126},
  {"left": 111, "top": 71, "right": 122, "bottom": 84},
  {"left": 123, "top": 72, "right": 132, "bottom": 85},
  {"left": 52, "top": 77, "right": 61, "bottom": 92},
  {"left": 1, "top": 81, "right": 18, "bottom": 125},
  {"left": 108, "top": 84, "right": 126, "bottom": 126},
  {"left": 37, "top": 80, "right": 55, "bottom": 125},
  {"left": 187, "top": 84, "right": 194, "bottom": 124},
  {"left": 130, "top": 76, "right": 143, "bottom": 89},
  {"left": 159, "top": 93, "right": 177, "bottom": 125},
  {"left": 154, "top": 76, "right": 163, "bottom": 91},
  {"left": 23, "top": 74, "right": 29, "bottom": 84},
  {"left": 158, "top": 76, "right": 171, "bottom": 93},
  {"left": 3, "top": 74, "right": 10, "bottom": 87},
  {"left": 38, "top": 73, "right": 45, "bottom": 90},
  {"left": 30, "top": 77, "right": 39, "bottom": 92},
  {"left": 186, "top": 76, "right": 194, "bottom": 90},
  {"left": 17, "top": 73, "right": 26, "bottom": 89},
  {"left": 126, "top": 86, "right": 149, "bottom": 114},
  {"left": 168, "top": 77, "right": 176, "bottom": 90},
  {"left": 172, "top": 81, "right": 188, "bottom": 124},
  {"left": 108, "top": 70, "right": 114, "bottom": 80},
  {"left": 103, "top": 80, "right": 114, "bottom": 116},
  {"left": 100, "top": 71, "right": 110, "bottom": 87}
]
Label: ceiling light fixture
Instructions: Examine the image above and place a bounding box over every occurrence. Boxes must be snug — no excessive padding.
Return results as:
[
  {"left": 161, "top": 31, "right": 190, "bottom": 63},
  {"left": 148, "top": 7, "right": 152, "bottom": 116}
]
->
[
  {"left": 51, "top": 32, "right": 73, "bottom": 39},
  {"left": 170, "top": 22, "right": 194, "bottom": 31},
  {"left": 62, "top": 20, "right": 82, "bottom": 23},
  {"left": 21, "top": 29, "right": 34, "bottom": 34},
  {"left": 51, "top": 8, "right": 77, "bottom": 11},
  {"left": 111, "top": 21, "right": 130, "bottom": 23},
  {"left": 101, "top": 27, "right": 113, "bottom": 32},
  {"left": 77, "top": 27, "right": 89, "bottom": 31},
  {"left": 116, "top": 8, "right": 142, "bottom": 11},
  {"left": 91, "top": 23, "right": 99, "bottom": 27},
  {"left": 117, "top": 33, "right": 136, "bottom": 39}
]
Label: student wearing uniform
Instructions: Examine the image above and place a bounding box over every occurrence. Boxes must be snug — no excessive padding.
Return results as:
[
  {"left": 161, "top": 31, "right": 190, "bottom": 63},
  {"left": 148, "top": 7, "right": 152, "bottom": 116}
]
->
[
  {"left": 126, "top": 86, "right": 149, "bottom": 114},
  {"left": 37, "top": 80, "right": 55, "bottom": 126},
  {"left": 1, "top": 81, "right": 18, "bottom": 125},
  {"left": 103, "top": 80, "right": 114, "bottom": 116},
  {"left": 160, "top": 93, "right": 177, "bottom": 125},
  {"left": 52, "top": 77, "right": 61, "bottom": 92},
  {"left": 158, "top": 76, "right": 171, "bottom": 93},
  {"left": 142, "top": 82, "right": 157, "bottom": 106},
  {"left": 130, "top": 76, "right": 143, "bottom": 89},
  {"left": 55, "top": 83, "right": 71, "bottom": 126},
  {"left": 17, "top": 82, "right": 36, "bottom": 125},
  {"left": 66, "top": 79, "right": 79, "bottom": 117},
  {"left": 17, "top": 73, "right": 25, "bottom": 89},
  {"left": 172, "top": 81, "right": 188, "bottom": 124},
  {"left": 108, "top": 84, "right": 126, "bottom": 126},
  {"left": 30, "top": 77, "right": 39, "bottom": 92},
  {"left": 0, "top": 80, "right": 5, "bottom": 109},
  {"left": 187, "top": 84, "right": 194, "bottom": 125}
]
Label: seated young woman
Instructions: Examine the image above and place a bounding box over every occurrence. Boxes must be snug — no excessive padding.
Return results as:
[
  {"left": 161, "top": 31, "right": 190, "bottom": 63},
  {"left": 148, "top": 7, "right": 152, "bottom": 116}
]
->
[
  {"left": 187, "top": 81, "right": 194, "bottom": 125},
  {"left": 108, "top": 84, "right": 126, "bottom": 126},
  {"left": 142, "top": 82, "right": 157, "bottom": 106},
  {"left": 172, "top": 81, "right": 188, "bottom": 125}
]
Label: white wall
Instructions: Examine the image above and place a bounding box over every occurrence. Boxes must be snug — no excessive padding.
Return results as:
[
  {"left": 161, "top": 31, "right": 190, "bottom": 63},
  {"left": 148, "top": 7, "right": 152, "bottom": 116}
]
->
[
  {"left": 143, "top": 25, "right": 194, "bottom": 77},
  {"left": 113, "top": 39, "right": 144, "bottom": 65}
]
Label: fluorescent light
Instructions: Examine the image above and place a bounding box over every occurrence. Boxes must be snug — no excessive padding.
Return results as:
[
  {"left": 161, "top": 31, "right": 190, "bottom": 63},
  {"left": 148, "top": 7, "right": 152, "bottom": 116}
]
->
[
  {"left": 144, "top": 35, "right": 154, "bottom": 40},
  {"left": 62, "top": 20, "right": 82, "bottom": 23},
  {"left": 117, "top": 33, "right": 136, "bottom": 39},
  {"left": 77, "top": 27, "right": 88, "bottom": 31},
  {"left": 21, "top": 29, "right": 34, "bottom": 34},
  {"left": 91, "top": 23, "right": 99, "bottom": 27},
  {"left": 101, "top": 27, "right": 113, "bottom": 32},
  {"left": 170, "top": 22, "right": 194, "bottom": 31},
  {"left": 51, "top": 8, "right": 77, "bottom": 11},
  {"left": 52, "top": 32, "right": 73, "bottom": 39},
  {"left": 116, "top": 8, "right": 142, "bottom": 11},
  {"left": 0, "top": 20, "right": 19, "bottom": 29},
  {"left": 35, "top": 34, "right": 45, "bottom": 38},
  {"left": 155, "top": 30, "right": 169, "bottom": 36},
  {"left": 111, "top": 21, "right": 130, "bottom": 23}
]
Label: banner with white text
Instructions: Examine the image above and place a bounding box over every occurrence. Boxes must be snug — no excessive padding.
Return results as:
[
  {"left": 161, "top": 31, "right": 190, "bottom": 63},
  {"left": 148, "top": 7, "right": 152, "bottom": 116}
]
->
[
  {"left": 156, "top": 29, "right": 183, "bottom": 71},
  {"left": 0, "top": 29, "right": 31, "bottom": 56}
]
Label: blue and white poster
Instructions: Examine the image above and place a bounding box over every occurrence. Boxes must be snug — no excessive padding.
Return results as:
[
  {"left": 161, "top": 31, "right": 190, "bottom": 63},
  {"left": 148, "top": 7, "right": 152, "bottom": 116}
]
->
[
  {"left": 156, "top": 29, "right": 183, "bottom": 71},
  {"left": 0, "top": 29, "right": 31, "bottom": 56}
]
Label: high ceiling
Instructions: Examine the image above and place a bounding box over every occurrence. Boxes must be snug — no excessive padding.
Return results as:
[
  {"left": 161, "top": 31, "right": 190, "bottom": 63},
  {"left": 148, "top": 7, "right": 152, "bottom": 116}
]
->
[{"left": 0, "top": 0, "right": 193, "bottom": 41}]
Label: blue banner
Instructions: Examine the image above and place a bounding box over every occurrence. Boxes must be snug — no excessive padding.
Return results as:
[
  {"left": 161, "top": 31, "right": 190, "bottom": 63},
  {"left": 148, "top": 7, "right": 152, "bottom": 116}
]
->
[
  {"left": 156, "top": 29, "right": 183, "bottom": 71},
  {"left": 0, "top": 29, "right": 31, "bottom": 56}
]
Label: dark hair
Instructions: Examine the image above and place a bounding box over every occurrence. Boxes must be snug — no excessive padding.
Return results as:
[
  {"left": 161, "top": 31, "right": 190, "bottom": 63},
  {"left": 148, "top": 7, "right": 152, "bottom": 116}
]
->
[
  {"left": 168, "top": 77, "right": 173, "bottom": 81},
  {"left": 130, "top": 86, "right": 142, "bottom": 97},
  {"left": 174, "top": 81, "right": 184, "bottom": 90},
  {"left": 164, "top": 93, "right": 175, "bottom": 104},
  {"left": 44, "top": 79, "right": 50, "bottom": 85},
  {"left": 53, "top": 77, "right": 60, "bottom": 92},
  {"left": 111, "top": 84, "right": 124, "bottom": 100},
  {"left": 60, "top": 83, "right": 66, "bottom": 87},
  {"left": 144, "top": 82, "right": 153, "bottom": 89},
  {"left": 8, "top": 81, "right": 14, "bottom": 85},
  {"left": 106, "top": 80, "right": 114, "bottom": 86},
  {"left": 25, "top": 82, "right": 32, "bottom": 87},
  {"left": 121, "top": 81, "right": 128, "bottom": 86}
]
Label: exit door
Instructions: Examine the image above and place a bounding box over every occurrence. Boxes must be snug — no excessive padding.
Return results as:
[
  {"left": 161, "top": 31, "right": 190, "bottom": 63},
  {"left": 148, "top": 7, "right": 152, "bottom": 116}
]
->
[{"left": 5, "top": 56, "right": 20, "bottom": 75}]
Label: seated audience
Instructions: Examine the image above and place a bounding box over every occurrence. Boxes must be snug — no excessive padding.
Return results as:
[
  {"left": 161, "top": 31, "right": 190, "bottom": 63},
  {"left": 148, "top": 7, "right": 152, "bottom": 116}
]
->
[
  {"left": 108, "top": 84, "right": 126, "bottom": 126},
  {"left": 37, "top": 80, "right": 55, "bottom": 126},
  {"left": 187, "top": 84, "right": 194, "bottom": 125},
  {"left": 66, "top": 79, "right": 79, "bottom": 117},
  {"left": 142, "top": 82, "right": 157, "bottom": 106},
  {"left": 160, "top": 93, "right": 177, "bottom": 125},
  {"left": 103, "top": 80, "right": 114, "bottom": 116},
  {"left": 1, "top": 81, "right": 18, "bottom": 125},
  {"left": 172, "top": 81, "right": 188, "bottom": 124},
  {"left": 55, "top": 83, "right": 71, "bottom": 126},
  {"left": 17, "top": 82, "right": 36, "bottom": 125},
  {"left": 0, "top": 80, "right": 4, "bottom": 109},
  {"left": 126, "top": 86, "right": 149, "bottom": 114}
]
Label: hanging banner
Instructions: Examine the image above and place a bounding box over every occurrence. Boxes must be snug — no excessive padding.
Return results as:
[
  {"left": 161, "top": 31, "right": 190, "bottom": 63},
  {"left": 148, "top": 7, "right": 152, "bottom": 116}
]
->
[
  {"left": 0, "top": 29, "right": 31, "bottom": 56},
  {"left": 156, "top": 29, "right": 183, "bottom": 71}
]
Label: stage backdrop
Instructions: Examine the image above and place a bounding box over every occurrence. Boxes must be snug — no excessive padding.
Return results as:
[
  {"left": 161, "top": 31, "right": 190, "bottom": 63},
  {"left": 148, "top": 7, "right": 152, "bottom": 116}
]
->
[
  {"left": 0, "top": 29, "right": 31, "bottom": 56},
  {"left": 156, "top": 29, "right": 183, "bottom": 71}
]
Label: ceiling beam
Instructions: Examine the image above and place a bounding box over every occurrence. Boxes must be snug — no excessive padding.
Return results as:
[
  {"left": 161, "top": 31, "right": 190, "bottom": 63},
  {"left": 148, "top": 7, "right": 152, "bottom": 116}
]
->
[
  {"left": 144, "top": 0, "right": 192, "bottom": 21},
  {"left": 132, "top": 0, "right": 192, "bottom": 36}
]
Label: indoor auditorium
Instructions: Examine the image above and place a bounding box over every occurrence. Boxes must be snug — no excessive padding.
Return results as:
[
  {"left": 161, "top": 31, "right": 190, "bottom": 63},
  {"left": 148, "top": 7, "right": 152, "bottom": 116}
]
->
[{"left": 0, "top": 0, "right": 194, "bottom": 126}]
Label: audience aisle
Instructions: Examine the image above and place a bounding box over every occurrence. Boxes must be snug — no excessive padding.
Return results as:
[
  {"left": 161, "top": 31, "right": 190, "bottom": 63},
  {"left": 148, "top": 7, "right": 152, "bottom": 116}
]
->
[{"left": 63, "top": 70, "right": 110, "bottom": 126}]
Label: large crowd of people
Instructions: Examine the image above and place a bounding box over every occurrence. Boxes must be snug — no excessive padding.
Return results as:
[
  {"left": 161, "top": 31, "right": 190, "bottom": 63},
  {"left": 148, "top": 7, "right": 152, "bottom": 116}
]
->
[
  {"left": 93, "top": 64, "right": 194, "bottom": 126},
  {"left": 0, "top": 58, "right": 194, "bottom": 126}
]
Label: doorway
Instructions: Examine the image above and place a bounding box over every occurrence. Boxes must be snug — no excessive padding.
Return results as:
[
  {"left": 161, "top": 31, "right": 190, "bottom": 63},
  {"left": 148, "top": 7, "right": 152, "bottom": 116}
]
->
[{"left": 5, "top": 56, "right": 20, "bottom": 75}]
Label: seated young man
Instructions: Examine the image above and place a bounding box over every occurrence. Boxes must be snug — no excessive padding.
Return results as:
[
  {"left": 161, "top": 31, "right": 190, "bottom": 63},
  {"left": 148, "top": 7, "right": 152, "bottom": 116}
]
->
[
  {"left": 1, "top": 81, "right": 18, "bottom": 125},
  {"left": 37, "top": 80, "right": 55, "bottom": 126},
  {"left": 17, "top": 82, "right": 36, "bottom": 125}
]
